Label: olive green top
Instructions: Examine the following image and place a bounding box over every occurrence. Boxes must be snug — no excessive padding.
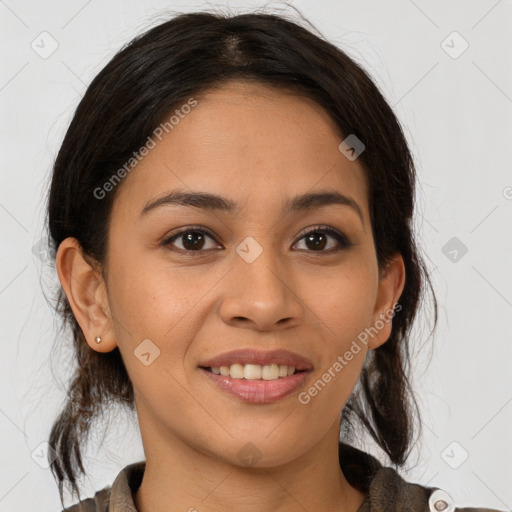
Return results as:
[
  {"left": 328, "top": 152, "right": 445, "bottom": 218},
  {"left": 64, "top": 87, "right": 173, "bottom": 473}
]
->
[{"left": 62, "top": 442, "right": 503, "bottom": 512}]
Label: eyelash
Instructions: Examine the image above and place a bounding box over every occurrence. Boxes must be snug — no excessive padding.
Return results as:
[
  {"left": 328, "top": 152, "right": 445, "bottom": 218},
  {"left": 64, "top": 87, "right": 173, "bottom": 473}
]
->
[{"left": 162, "top": 224, "right": 353, "bottom": 256}]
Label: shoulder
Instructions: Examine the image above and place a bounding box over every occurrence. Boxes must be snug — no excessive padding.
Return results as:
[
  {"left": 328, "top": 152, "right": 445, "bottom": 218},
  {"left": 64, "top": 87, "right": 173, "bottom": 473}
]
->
[
  {"left": 339, "top": 442, "right": 504, "bottom": 512},
  {"left": 61, "top": 461, "right": 145, "bottom": 512},
  {"left": 61, "top": 487, "right": 111, "bottom": 512},
  {"left": 367, "top": 466, "right": 503, "bottom": 511}
]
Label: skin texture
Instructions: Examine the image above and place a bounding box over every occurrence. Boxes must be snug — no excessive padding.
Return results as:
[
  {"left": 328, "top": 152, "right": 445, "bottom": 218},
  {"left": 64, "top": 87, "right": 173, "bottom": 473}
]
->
[{"left": 56, "top": 80, "right": 405, "bottom": 512}]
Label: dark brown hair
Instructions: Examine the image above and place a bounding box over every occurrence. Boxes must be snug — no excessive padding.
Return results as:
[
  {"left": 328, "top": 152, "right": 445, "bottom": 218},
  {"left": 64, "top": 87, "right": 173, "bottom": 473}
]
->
[{"left": 46, "top": 9, "right": 437, "bottom": 507}]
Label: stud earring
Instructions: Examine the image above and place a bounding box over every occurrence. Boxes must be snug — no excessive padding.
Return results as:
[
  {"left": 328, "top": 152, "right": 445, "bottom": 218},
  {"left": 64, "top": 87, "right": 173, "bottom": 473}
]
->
[{"left": 95, "top": 336, "right": 102, "bottom": 344}]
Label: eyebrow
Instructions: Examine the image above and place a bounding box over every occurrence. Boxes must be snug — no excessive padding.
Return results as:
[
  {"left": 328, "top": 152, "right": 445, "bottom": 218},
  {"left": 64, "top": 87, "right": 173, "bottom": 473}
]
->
[{"left": 138, "top": 189, "right": 364, "bottom": 223}]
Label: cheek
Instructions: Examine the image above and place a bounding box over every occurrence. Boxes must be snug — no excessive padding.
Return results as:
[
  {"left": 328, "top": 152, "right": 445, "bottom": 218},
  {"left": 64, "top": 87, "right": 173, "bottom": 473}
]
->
[
  {"left": 108, "top": 248, "right": 190, "bottom": 333},
  {"left": 106, "top": 249, "right": 228, "bottom": 385},
  {"left": 307, "top": 261, "right": 377, "bottom": 347},
  {"left": 296, "top": 259, "right": 376, "bottom": 408},
  {"left": 105, "top": 251, "right": 195, "bottom": 370}
]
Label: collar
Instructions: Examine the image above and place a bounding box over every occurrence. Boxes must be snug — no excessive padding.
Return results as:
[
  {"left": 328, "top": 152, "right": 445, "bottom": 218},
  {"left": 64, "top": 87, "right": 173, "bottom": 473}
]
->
[{"left": 104, "top": 442, "right": 432, "bottom": 512}]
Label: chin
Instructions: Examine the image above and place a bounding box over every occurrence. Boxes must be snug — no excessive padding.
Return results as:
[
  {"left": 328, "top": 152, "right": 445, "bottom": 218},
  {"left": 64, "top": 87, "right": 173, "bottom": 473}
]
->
[{"left": 204, "top": 431, "right": 313, "bottom": 469}]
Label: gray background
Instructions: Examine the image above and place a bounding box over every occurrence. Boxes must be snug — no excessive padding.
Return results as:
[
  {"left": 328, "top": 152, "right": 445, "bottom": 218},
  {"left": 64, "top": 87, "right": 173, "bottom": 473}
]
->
[{"left": 1, "top": 0, "right": 511, "bottom": 510}]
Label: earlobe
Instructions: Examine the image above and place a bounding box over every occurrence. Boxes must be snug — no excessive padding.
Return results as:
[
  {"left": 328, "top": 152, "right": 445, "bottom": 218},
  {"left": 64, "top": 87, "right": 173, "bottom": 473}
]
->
[
  {"left": 367, "top": 253, "right": 406, "bottom": 350},
  {"left": 55, "top": 237, "right": 117, "bottom": 353}
]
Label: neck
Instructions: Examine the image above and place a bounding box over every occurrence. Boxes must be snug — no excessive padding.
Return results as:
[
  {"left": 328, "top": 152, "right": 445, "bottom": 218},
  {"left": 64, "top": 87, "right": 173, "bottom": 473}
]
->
[{"left": 133, "top": 418, "right": 366, "bottom": 512}]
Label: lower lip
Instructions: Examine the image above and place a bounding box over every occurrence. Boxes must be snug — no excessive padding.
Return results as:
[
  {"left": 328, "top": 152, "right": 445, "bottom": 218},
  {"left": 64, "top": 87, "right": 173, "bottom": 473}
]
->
[{"left": 200, "top": 368, "right": 311, "bottom": 403}]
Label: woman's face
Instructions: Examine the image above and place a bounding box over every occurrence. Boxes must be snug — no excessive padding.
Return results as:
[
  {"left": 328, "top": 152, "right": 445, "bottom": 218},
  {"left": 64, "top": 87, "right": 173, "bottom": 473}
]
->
[{"left": 74, "top": 80, "right": 404, "bottom": 467}]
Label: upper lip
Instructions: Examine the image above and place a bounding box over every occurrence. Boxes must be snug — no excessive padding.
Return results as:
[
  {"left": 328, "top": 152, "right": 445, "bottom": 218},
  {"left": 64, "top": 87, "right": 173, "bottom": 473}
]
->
[{"left": 199, "top": 349, "right": 313, "bottom": 371}]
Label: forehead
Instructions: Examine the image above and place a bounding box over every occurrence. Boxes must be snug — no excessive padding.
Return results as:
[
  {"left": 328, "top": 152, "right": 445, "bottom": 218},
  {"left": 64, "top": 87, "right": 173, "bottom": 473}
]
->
[{"left": 112, "top": 80, "right": 370, "bottom": 224}]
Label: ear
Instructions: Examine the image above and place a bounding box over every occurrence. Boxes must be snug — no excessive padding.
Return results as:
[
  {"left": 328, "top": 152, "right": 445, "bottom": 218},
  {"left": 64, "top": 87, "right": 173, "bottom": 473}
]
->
[
  {"left": 367, "top": 252, "right": 406, "bottom": 350},
  {"left": 55, "top": 237, "right": 117, "bottom": 353}
]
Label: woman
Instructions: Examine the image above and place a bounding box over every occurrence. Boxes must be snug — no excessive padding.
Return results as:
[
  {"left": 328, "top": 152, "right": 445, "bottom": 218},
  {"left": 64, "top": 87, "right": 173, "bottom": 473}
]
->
[{"left": 46, "top": 10, "right": 502, "bottom": 512}]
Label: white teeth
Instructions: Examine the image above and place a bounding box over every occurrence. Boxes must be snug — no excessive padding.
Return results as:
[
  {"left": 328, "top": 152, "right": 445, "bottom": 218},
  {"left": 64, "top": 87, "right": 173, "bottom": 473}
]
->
[
  {"left": 243, "top": 364, "right": 262, "bottom": 380},
  {"left": 230, "top": 363, "right": 244, "bottom": 379},
  {"left": 262, "top": 363, "right": 279, "bottom": 380},
  {"left": 210, "top": 363, "right": 296, "bottom": 380}
]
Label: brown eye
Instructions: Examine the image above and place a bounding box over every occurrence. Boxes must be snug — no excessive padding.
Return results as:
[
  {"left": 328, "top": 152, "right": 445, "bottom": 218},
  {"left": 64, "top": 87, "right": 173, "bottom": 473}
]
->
[
  {"left": 163, "top": 228, "right": 222, "bottom": 254},
  {"left": 294, "top": 226, "right": 352, "bottom": 253}
]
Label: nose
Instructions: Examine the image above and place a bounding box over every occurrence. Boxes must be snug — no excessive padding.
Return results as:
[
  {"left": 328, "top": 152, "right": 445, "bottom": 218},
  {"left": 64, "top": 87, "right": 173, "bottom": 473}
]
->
[{"left": 218, "top": 244, "right": 304, "bottom": 332}]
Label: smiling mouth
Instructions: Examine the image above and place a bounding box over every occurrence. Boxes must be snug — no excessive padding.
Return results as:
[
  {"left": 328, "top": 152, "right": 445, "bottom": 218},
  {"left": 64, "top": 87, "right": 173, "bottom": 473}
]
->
[{"left": 201, "top": 363, "right": 305, "bottom": 381}]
